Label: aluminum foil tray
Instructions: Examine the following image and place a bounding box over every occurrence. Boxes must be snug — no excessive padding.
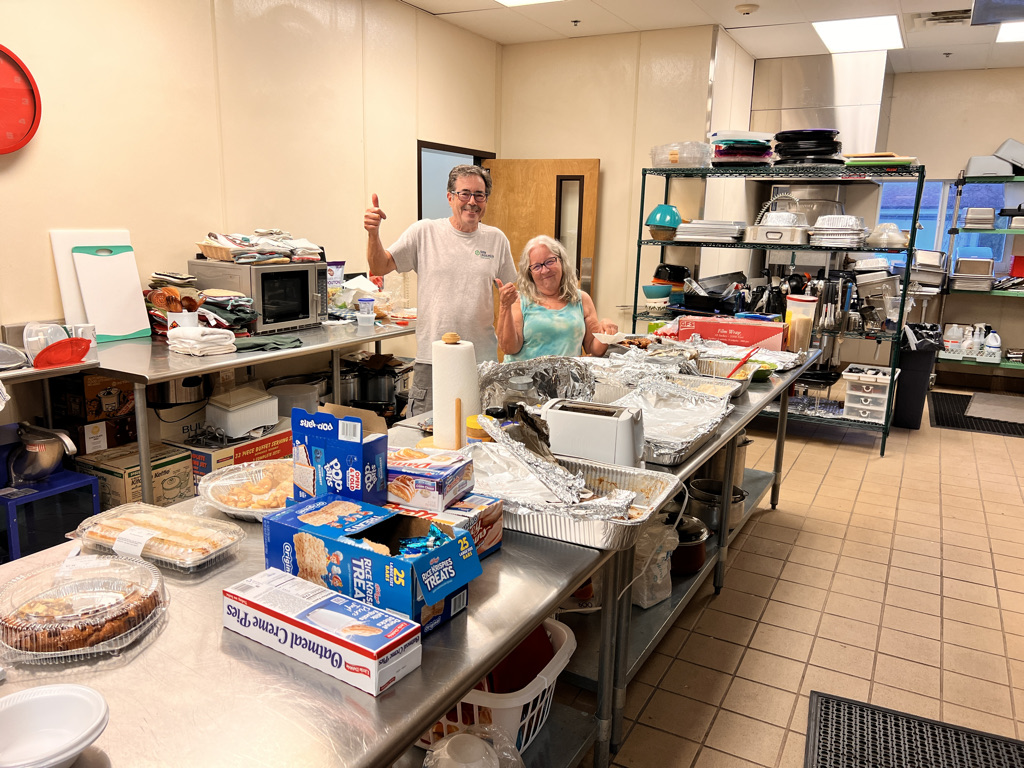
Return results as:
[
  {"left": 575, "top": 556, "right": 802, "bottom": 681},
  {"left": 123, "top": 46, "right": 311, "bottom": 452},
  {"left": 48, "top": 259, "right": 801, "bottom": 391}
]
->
[
  {"left": 643, "top": 427, "right": 716, "bottom": 467},
  {"left": 502, "top": 457, "right": 681, "bottom": 550}
]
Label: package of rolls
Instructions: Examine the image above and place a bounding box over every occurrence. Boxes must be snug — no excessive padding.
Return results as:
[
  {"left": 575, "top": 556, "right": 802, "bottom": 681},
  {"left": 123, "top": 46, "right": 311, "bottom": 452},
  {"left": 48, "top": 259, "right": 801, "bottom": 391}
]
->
[{"left": 432, "top": 332, "right": 482, "bottom": 449}]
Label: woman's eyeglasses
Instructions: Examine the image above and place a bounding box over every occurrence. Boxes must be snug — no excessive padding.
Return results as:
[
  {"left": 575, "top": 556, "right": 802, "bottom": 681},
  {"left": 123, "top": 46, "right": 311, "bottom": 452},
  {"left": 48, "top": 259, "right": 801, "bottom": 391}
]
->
[
  {"left": 529, "top": 257, "right": 559, "bottom": 273},
  {"left": 451, "top": 190, "right": 488, "bottom": 203}
]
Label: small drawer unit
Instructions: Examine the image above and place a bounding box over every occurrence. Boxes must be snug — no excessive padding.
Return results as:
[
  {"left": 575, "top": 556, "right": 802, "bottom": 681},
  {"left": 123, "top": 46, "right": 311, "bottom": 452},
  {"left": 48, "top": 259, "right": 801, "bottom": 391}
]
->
[
  {"left": 843, "top": 403, "right": 887, "bottom": 424},
  {"left": 841, "top": 365, "right": 899, "bottom": 425}
]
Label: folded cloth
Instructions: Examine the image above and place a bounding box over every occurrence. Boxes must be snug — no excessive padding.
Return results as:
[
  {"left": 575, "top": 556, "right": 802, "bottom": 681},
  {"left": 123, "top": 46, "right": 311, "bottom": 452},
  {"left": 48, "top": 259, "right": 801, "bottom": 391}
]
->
[
  {"left": 168, "top": 326, "right": 236, "bottom": 344},
  {"left": 234, "top": 336, "right": 302, "bottom": 352},
  {"left": 168, "top": 340, "right": 237, "bottom": 356}
]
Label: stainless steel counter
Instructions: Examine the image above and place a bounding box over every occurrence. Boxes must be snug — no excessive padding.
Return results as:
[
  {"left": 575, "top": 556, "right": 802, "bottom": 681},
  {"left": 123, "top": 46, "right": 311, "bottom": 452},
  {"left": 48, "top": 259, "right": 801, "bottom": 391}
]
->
[
  {"left": 92, "top": 323, "right": 416, "bottom": 504},
  {"left": 0, "top": 501, "right": 610, "bottom": 768}
]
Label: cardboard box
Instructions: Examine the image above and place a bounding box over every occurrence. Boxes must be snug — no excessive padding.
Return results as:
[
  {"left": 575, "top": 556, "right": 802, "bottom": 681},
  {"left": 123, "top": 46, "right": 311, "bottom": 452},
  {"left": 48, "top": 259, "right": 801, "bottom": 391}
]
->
[
  {"left": 385, "top": 493, "right": 503, "bottom": 560},
  {"left": 263, "top": 494, "right": 481, "bottom": 633},
  {"left": 291, "top": 405, "right": 388, "bottom": 506},
  {"left": 223, "top": 568, "right": 421, "bottom": 696},
  {"left": 673, "top": 316, "right": 787, "bottom": 351},
  {"left": 51, "top": 373, "right": 136, "bottom": 423},
  {"left": 75, "top": 442, "right": 193, "bottom": 509},
  {"left": 386, "top": 448, "right": 474, "bottom": 513},
  {"left": 166, "top": 419, "right": 292, "bottom": 492},
  {"left": 149, "top": 402, "right": 208, "bottom": 443},
  {"left": 57, "top": 414, "right": 138, "bottom": 456}
]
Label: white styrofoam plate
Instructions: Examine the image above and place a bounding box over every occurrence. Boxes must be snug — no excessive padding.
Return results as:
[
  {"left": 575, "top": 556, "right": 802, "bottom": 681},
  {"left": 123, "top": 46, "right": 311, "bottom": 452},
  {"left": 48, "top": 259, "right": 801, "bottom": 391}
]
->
[{"left": 0, "top": 684, "right": 108, "bottom": 768}]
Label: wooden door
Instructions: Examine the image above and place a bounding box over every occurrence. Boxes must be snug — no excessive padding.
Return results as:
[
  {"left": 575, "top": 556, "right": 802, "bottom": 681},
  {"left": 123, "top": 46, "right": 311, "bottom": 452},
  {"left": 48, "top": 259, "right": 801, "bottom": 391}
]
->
[{"left": 481, "top": 159, "right": 600, "bottom": 296}]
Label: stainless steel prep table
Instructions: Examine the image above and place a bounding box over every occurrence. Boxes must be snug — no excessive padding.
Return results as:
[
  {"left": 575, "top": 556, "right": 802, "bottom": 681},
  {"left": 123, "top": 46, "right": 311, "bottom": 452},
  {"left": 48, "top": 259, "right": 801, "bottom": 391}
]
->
[
  {"left": 93, "top": 322, "right": 416, "bottom": 505},
  {"left": 0, "top": 497, "right": 611, "bottom": 768}
]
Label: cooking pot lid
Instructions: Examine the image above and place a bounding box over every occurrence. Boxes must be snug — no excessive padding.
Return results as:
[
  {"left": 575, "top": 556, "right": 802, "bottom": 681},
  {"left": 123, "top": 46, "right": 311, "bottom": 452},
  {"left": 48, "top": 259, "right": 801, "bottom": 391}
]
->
[
  {"left": 0, "top": 343, "right": 29, "bottom": 371},
  {"left": 675, "top": 514, "right": 710, "bottom": 543}
]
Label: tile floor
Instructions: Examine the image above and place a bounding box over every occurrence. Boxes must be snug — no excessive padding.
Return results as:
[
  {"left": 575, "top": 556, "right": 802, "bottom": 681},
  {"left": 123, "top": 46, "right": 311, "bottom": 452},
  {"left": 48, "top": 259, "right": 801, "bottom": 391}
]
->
[{"left": 562, "top": 397, "right": 1024, "bottom": 767}]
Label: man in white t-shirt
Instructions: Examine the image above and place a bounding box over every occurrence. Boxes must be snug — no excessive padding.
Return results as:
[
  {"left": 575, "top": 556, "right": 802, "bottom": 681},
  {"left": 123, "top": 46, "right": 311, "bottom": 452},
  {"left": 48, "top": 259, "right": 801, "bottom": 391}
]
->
[{"left": 364, "top": 165, "right": 516, "bottom": 416}]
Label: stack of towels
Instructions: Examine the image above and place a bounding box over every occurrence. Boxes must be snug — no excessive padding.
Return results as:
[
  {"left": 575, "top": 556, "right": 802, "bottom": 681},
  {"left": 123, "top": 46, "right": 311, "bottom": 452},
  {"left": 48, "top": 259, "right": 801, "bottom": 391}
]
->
[{"left": 167, "top": 327, "right": 236, "bottom": 357}]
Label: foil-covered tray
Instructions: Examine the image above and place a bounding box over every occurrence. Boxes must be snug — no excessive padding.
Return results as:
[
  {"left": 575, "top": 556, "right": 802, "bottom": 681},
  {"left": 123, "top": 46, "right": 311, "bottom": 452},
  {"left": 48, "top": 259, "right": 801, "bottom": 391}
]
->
[
  {"left": 502, "top": 457, "right": 681, "bottom": 550},
  {"left": 478, "top": 356, "right": 595, "bottom": 409}
]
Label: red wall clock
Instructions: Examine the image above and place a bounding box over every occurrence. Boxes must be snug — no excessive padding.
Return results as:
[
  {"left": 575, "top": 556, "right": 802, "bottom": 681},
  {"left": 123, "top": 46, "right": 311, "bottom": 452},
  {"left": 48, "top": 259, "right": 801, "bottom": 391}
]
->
[{"left": 0, "top": 44, "right": 41, "bottom": 154}]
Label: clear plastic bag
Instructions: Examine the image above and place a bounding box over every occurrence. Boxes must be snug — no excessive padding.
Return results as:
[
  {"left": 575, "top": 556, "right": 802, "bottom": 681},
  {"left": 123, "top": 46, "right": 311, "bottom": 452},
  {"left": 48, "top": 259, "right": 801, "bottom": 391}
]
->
[
  {"left": 631, "top": 517, "right": 679, "bottom": 608},
  {"left": 423, "top": 726, "right": 524, "bottom": 768}
]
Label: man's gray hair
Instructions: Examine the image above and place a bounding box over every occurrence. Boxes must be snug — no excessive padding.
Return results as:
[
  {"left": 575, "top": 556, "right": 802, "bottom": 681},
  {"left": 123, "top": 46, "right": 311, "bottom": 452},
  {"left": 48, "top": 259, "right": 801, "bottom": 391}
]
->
[
  {"left": 447, "top": 165, "right": 492, "bottom": 197},
  {"left": 517, "top": 235, "right": 581, "bottom": 305}
]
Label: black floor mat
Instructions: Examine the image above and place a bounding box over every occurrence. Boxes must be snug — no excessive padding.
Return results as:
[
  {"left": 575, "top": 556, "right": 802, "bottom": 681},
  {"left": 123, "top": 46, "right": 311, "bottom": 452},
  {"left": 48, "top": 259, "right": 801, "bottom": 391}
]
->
[
  {"left": 928, "top": 392, "right": 1024, "bottom": 438},
  {"left": 807, "top": 692, "right": 1024, "bottom": 768}
]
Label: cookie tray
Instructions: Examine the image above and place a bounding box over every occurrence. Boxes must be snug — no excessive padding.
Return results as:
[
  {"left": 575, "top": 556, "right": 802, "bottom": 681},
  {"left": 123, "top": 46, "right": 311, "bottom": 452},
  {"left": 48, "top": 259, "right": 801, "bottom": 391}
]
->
[{"left": 502, "top": 457, "right": 681, "bottom": 551}]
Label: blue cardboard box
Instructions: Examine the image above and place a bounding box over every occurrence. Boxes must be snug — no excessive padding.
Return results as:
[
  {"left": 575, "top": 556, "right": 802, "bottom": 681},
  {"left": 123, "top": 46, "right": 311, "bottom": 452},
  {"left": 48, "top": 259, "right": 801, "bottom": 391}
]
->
[
  {"left": 263, "top": 494, "right": 482, "bottom": 633},
  {"left": 291, "top": 406, "right": 387, "bottom": 506}
]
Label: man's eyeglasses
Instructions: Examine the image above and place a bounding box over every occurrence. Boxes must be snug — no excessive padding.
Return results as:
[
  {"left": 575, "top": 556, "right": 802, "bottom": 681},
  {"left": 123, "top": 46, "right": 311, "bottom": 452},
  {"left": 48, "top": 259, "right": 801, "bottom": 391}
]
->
[
  {"left": 529, "top": 257, "right": 559, "bottom": 273},
  {"left": 452, "top": 190, "right": 488, "bottom": 203}
]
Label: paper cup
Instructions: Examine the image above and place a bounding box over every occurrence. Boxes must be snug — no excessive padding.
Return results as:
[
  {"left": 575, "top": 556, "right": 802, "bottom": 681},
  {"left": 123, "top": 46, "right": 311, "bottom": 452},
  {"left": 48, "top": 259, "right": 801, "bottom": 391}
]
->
[{"left": 167, "top": 312, "right": 199, "bottom": 329}]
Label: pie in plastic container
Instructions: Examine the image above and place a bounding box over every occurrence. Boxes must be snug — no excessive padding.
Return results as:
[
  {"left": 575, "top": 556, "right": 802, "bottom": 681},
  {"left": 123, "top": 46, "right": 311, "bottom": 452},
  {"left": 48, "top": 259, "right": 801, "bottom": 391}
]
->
[
  {"left": 198, "top": 459, "right": 293, "bottom": 521},
  {"left": 0, "top": 555, "right": 167, "bottom": 664},
  {"left": 73, "top": 504, "right": 245, "bottom": 572},
  {"left": 0, "top": 684, "right": 109, "bottom": 768}
]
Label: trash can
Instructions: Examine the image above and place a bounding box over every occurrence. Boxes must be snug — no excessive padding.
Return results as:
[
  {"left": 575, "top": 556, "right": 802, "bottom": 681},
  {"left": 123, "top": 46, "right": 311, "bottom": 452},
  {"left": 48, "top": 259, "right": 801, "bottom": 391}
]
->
[{"left": 892, "top": 349, "right": 936, "bottom": 429}]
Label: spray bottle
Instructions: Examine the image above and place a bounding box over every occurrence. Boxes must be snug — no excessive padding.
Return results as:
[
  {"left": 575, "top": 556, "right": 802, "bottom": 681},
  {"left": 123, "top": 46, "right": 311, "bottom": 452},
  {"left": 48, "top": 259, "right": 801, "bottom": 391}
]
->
[{"left": 972, "top": 323, "right": 987, "bottom": 356}]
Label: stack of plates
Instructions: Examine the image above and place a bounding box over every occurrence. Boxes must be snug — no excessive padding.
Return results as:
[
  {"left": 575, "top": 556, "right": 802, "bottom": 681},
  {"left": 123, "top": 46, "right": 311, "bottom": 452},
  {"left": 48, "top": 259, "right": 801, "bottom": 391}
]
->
[
  {"left": 773, "top": 129, "right": 844, "bottom": 166},
  {"left": 675, "top": 221, "right": 746, "bottom": 243},
  {"left": 710, "top": 131, "right": 773, "bottom": 167},
  {"left": 964, "top": 208, "right": 996, "bottom": 229},
  {"left": 809, "top": 214, "right": 866, "bottom": 248}
]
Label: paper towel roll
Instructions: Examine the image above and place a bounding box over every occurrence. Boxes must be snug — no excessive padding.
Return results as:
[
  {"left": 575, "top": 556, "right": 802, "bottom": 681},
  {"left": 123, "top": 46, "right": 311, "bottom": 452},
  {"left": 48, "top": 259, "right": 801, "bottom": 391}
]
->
[{"left": 433, "top": 335, "right": 481, "bottom": 449}]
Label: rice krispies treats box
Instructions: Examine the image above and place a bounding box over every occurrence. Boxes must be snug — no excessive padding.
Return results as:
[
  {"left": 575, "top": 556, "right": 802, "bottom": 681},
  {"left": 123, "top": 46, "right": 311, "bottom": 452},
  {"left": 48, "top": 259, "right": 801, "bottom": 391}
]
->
[
  {"left": 291, "top": 406, "right": 387, "bottom": 506},
  {"left": 263, "top": 495, "right": 482, "bottom": 634},
  {"left": 384, "top": 493, "right": 503, "bottom": 559},
  {"left": 385, "top": 447, "right": 474, "bottom": 513},
  {"left": 223, "top": 567, "right": 421, "bottom": 696}
]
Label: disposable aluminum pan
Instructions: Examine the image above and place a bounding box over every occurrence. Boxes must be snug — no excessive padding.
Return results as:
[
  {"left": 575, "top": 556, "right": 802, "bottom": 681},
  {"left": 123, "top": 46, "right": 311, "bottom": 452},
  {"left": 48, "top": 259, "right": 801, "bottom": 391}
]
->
[
  {"left": 694, "top": 359, "right": 759, "bottom": 395},
  {"left": 502, "top": 456, "right": 682, "bottom": 550}
]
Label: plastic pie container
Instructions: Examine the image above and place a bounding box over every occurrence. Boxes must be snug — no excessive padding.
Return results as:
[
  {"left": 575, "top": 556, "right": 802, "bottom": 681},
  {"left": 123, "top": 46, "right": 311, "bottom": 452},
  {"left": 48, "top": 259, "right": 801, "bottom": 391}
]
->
[
  {"left": 198, "top": 459, "right": 294, "bottom": 521},
  {"left": 73, "top": 504, "right": 245, "bottom": 572},
  {"left": 0, "top": 555, "right": 168, "bottom": 664},
  {"left": 0, "top": 684, "right": 109, "bottom": 768}
]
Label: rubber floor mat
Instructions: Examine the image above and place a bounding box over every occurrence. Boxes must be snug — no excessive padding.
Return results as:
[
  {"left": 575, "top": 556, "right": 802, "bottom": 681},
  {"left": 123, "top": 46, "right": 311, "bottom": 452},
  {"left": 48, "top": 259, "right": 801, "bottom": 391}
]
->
[
  {"left": 806, "top": 692, "right": 1024, "bottom": 768},
  {"left": 928, "top": 392, "right": 1024, "bottom": 438}
]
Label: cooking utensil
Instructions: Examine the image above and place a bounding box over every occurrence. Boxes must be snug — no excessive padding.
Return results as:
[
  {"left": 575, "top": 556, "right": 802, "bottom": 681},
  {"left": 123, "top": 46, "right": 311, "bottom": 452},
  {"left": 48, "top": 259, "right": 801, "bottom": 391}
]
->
[
  {"left": 71, "top": 245, "right": 151, "bottom": 342},
  {"left": 725, "top": 348, "right": 758, "bottom": 379},
  {"left": 670, "top": 515, "right": 710, "bottom": 576},
  {"left": 8, "top": 422, "right": 77, "bottom": 485}
]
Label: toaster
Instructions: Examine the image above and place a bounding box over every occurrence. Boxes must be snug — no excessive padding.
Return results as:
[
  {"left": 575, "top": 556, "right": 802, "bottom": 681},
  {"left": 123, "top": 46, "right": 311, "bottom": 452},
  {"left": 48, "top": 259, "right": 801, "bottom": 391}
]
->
[{"left": 540, "top": 399, "right": 645, "bottom": 467}]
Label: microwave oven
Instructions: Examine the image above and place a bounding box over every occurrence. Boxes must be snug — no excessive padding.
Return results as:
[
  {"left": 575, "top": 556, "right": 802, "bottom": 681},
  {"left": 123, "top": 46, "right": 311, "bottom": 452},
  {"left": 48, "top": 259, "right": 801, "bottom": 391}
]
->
[{"left": 188, "top": 259, "right": 328, "bottom": 335}]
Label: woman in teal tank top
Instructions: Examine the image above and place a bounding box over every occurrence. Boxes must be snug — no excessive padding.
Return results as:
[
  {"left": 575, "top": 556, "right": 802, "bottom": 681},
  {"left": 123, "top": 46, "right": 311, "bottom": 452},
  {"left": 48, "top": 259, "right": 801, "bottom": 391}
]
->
[{"left": 497, "top": 235, "right": 618, "bottom": 361}]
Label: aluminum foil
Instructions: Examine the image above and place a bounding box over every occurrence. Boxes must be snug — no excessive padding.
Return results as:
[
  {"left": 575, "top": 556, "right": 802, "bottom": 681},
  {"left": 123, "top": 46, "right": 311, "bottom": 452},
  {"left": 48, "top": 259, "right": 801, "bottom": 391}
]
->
[
  {"left": 478, "top": 356, "right": 595, "bottom": 409},
  {"left": 610, "top": 378, "right": 731, "bottom": 461},
  {"left": 683, "top": 337, "right": 806, "bottom": 369},
  {"left": 462, "top": 424, "right": 637, "bottom": 521},
  {"left": 581, "top": 351, "right": 683, "bottom": 388}
]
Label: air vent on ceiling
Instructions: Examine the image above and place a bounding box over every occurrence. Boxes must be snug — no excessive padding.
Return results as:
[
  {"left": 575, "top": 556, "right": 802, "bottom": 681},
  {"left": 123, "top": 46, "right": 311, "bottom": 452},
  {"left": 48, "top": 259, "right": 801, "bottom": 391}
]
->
[{"left": 906, "top": 9, "right": 972, "bottom": 31}]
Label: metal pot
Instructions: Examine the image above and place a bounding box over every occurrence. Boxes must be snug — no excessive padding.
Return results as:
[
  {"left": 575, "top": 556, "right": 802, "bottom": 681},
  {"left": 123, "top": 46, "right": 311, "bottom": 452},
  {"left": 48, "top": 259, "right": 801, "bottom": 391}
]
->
[
  {"left": 686, "top": 479, "right": 747, "bottom": 533},
  {"left": 146, "top": 375, "right": 212, "bottom": 407},
  {"left": 359, "top": 369, "right": 396, "bottom": 404},
  {"left": 268, "top": 372, "right": 330, "bottom": 399},
  {"left": 670, "top": 515, "right": 710, "bottom": 576},
  {"left": 8, "top": 423, "right": 77, "bottom": 485},
  {"left": 703, "top": 431, "right": 750, "bottom": 490},
  {"left": 335, "top": 369, "right": 360, "bottom": 406}
]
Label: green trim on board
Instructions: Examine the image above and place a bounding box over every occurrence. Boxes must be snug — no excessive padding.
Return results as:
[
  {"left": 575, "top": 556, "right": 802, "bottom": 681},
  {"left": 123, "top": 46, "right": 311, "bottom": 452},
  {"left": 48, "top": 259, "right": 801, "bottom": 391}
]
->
[
  {"left": 97, "top": 328, "right": 151, "bottom": 343},
  {"left": 70, "top": 245, "right": 135, "bottom": 256}
]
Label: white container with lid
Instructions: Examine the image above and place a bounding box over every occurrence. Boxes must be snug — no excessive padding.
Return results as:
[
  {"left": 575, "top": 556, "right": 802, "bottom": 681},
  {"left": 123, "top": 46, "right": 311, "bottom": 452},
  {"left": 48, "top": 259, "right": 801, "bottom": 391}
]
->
[{"left": 267, "top": 383, "right": 318, "bottom": 417}]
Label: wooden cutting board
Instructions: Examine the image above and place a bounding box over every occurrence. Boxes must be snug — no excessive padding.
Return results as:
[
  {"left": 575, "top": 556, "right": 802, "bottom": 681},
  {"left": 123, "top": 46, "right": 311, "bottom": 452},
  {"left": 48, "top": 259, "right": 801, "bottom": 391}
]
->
[
  {"left": 49, "top": 229, "right": 132, "bottom": 326},
  {"left": 72, "top": 245, "right": 151, "bottom": 342}
]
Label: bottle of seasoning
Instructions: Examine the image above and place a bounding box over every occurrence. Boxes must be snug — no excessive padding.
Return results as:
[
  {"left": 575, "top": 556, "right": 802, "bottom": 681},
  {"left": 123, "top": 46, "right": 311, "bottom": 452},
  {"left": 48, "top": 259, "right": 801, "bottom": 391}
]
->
[{"left": 504, "top": 375, "right": 539, "bottom": 408}]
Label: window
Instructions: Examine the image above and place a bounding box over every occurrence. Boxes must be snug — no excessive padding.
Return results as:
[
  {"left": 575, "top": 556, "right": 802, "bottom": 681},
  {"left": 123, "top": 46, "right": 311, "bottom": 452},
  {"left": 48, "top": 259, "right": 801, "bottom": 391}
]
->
[{"left": 417, "top": 141, "right": 495, "bottom": 221}]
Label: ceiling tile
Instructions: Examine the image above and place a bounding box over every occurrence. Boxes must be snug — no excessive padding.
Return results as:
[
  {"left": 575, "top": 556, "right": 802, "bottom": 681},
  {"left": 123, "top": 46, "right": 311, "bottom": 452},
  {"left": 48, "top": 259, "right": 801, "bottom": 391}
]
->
[
  {"left": 885, "top": 47, "right": 913, "bottom": 71},
  {"left": 592, "top": 0, "right": 715, "bottom": 31},
  {"left": 796, "top": 0, "right": 902, "bottom": 22},
  {"left": 511, "top": 0, "right": 637, "bottom": 38},
  {"left": 694, "top": 0, "right": 806, "bottom": 28},
  {"left": 905, "top": 17, "right": 997, "bottom": 47},
  {"left": 404, "top": 0, "right": 498, "bottom": 14},
  {"left": 988, "top": 40, "right": 1024, "bottom": 67},
  {"left": 727, "top": 22, "right": 829, "bottom": 59},
  {"left": 439, "top": 8, "right": 567, "bottom": 43},
  {"left": 908, "top": 42, "right": 991, "bottom": 70}
]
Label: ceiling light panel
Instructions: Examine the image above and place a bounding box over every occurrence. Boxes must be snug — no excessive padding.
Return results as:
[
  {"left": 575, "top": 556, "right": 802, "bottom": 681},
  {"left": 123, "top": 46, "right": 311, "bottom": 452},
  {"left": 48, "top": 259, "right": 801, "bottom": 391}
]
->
[
  {"left": 812, "top": 15, "right": 904, "bottom": 53},
  {"left": 997, "top": 21, "right": 1024, "bottom": 42}
]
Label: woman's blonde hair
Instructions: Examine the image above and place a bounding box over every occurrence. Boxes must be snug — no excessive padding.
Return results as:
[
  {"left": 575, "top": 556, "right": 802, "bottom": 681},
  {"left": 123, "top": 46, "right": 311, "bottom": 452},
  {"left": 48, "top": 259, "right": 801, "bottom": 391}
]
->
[{"left": 516, "top": 235, "right": 580, "bottom": 305}]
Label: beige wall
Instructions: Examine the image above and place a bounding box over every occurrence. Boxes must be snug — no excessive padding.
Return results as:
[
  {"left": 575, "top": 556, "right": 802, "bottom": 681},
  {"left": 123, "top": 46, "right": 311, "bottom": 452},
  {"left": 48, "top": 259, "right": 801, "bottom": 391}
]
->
[
  {"left": 0, "top": 0, "right": 499, "bottom": 333},
  {"left": 888, "top": 67, "right": 1024, "bottom": 179},
  {"left": 497, "top": 26, "right": 717, "bottom": 327}
]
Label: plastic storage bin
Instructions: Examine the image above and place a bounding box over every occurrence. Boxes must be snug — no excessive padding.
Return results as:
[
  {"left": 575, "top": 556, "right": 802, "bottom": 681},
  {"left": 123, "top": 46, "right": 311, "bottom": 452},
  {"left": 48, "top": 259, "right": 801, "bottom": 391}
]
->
[
  {"left": 842, "top": 366, "right": 899, "bottom": 425},
  {"left": 418, "top": 619, "right": 576, "bottom": 752}
]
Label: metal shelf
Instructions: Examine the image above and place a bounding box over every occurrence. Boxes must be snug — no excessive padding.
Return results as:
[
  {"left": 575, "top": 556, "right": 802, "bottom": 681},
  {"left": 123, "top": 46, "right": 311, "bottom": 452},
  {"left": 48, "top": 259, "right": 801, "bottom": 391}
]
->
[
  {"left": 948, "top": 289, "right": 1024, "bottom": 297},
  {"left": 560, "top": 468, "right": 774, "bottom": 692},
  {"left": 961, "top": 176, "right": 1024, "bottom": 185},
  {"left": 640, "top": 238, "right": 907, "bottom": 253},
  {"left": 935, "top": 357, "right": 1024, "bottom": 371},
  {"left": 948, "top": 228, "right": 1024, "bottom": 235},
  {"left": 758, "top": 403, "right": 887, "bottom": 432},
  {"left": 643, "top": 165, "right": 924, "bottom": 180},
  {"left": 818, "top": 329, "right": 899, "bottom": 341}
]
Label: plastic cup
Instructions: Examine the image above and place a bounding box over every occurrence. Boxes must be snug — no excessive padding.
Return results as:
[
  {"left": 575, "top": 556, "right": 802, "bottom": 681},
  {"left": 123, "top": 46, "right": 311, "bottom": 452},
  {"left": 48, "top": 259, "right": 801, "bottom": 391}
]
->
[
  {"left": 785, "top": 295, "right": 818, "bottom": 353},
  {"left": 71, "top": 324, "right": 99, "bottom": 362},
  {"left": 356, "top": 313, "right": 375, "bottom": 328},
  {"left": 357, "top": 298, "right": 375, "bottom": 315}
]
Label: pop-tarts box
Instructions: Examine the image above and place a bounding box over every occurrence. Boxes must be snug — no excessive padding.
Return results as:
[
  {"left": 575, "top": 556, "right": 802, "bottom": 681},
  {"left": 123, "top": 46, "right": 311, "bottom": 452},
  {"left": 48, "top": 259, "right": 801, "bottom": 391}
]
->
[
  {"left": 386, "top": 448, "right": 474, "bottom": 513},
  {"left": 263, "top": 494, "right": 482, "bottom": 634},
  {"left": 291, "top": 406, "right": 387, "bottom": 506},
  {"left": 385, "top": 493, "right": 503, "bottom": 560},
  {"left": 222, "top": 567, "right": 421, "bottom": 696}
]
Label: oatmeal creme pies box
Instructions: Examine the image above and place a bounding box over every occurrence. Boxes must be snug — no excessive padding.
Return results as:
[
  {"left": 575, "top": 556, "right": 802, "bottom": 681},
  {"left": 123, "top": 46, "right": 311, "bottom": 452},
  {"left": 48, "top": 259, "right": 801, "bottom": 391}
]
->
[
  {"left": 385, "top": 493, "right": 503, "bottom": 559},
  {"left": 385, "top": 448, "right": 474, "bottom": 513},
  {"left": 263, "top": 494, "right": 481, "bottom": 634},
  {"left": 291, "top": 406, "right": 387, "bottom": 506},
  {"left": 223, "top": 567, "right": 421, "bottom": 696}
]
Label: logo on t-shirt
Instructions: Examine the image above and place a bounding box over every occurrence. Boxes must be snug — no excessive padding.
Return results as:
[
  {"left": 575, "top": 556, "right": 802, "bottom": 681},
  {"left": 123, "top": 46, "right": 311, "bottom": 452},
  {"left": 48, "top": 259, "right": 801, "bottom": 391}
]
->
[{"left": 475, "top": 249, "right": 494, "bottom": 259}]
